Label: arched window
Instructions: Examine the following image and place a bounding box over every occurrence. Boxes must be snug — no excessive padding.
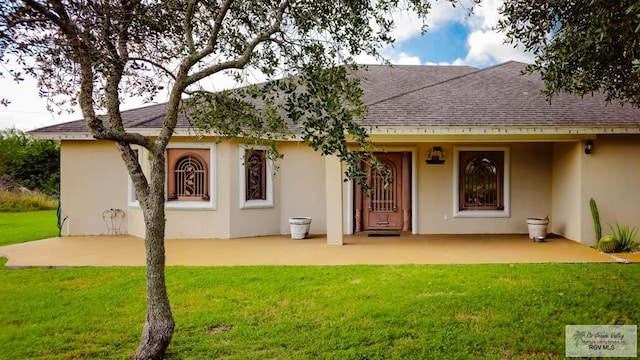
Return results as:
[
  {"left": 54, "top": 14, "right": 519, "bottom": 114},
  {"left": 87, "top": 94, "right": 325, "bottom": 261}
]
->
[
  {"left": 167, "top": 149, "right": 210, "bottom": 201},
  {"left": 459, "top": 151, "right": 504, "bottom": 210}
]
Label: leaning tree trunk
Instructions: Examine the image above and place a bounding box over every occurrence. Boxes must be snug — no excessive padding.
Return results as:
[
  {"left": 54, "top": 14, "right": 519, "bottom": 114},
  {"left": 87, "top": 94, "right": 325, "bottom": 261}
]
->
[{"left": 134, "top": 154, "right": 175, "bottom": 360}]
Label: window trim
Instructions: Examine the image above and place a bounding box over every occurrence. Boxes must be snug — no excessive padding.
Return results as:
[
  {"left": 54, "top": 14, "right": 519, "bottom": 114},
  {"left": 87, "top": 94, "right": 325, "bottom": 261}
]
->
[
  {"left": 239, "top": 145, "right": 274, "bottom": 209},
  {"left": 166, "top": 143, "right": 217, "bottom": 210},
  {"left": 453, "top": 146, "right": 510, "bottom": 218}
]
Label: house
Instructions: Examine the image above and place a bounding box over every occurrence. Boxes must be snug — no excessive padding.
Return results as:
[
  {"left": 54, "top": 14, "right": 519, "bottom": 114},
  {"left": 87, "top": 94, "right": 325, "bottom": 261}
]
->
[{"left": 31, "top": 61, "right": 640, "bottom": 245}]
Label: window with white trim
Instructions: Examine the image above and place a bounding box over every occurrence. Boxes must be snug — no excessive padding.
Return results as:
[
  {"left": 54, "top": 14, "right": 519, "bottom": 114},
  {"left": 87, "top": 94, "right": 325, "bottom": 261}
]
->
[
  {"left": 166, "top": 144, "right": 216, "bottom": 209},
  {"left": 239, "top": 146, "right": 273, "bottom": 208},
  {"left": 454, "top": 147, "right": 510, "bottom": 218}
]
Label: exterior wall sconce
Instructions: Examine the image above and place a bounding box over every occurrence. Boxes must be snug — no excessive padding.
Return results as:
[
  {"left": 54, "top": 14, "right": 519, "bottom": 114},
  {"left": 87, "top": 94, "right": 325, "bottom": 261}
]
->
[
  {"left": 585, "top": 139, "right": 594, "bottom": 155},
  {"left": 426, "top": 146, "right": 446, "bottom": 164}
]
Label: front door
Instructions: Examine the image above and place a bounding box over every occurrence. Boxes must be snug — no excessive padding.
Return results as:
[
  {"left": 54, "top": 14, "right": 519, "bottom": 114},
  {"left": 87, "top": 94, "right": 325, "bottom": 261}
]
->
[{"left": 355, "top": 152, "right": 411, "bottom": 232}]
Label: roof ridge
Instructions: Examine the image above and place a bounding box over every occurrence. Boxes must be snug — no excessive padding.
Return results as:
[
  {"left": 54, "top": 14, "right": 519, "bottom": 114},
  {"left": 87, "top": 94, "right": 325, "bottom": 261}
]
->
[{"left": 365, "top": 61, "right": 522, "bottom": 107}]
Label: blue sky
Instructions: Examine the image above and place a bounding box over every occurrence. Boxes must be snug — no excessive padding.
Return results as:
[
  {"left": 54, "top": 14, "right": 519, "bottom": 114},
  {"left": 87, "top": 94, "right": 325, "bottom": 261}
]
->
[
  {"left": 0, "top": 0, "right": 532, "bottom": 131},
  {"left": 396, "top": 23, "right": 470, "bottom": 64}
]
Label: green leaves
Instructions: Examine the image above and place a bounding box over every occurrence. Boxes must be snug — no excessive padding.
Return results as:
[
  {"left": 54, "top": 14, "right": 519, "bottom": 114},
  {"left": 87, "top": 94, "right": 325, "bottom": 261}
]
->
[
  {"left": 498, "top": 0, "right": 640, "bottom": 106},
  {"left": 607, "top": 222, "right": 640, "bottom": 253},
  {"left": 184, "top": 64, "right": 379, "bottom": 184},
  {"left": 0, "top": 129, "right": 59, "bottom": 195}
]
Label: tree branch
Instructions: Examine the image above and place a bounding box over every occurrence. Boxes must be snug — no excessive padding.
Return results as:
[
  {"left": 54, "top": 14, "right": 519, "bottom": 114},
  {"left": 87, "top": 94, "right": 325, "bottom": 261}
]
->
[
  {"left": 93, "top": 129, "right": 156, "bottom": 149},
  {"left": 184, "top": 0, "right": 199, "bottom": 54},
  {"left": 184, "top": 0, "right": 290, "bottom": 86},
  {"left": 128, "top": 57, "right": 177, "bottom": 81},
  {"left": 116, "top": 142, "right": 150, "bottom": 200},
  {"left": 191, "top": 0, "right": 234, "bottom": 64}
]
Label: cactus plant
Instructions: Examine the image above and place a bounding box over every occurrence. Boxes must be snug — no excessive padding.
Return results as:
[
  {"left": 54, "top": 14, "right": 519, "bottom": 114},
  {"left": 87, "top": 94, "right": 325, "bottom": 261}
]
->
[
  {"left": 598, "top": 235, "right": 619, "bottom": 253},
  {"left": 589, "top": 198, "right": 602, "bottom": 243}
]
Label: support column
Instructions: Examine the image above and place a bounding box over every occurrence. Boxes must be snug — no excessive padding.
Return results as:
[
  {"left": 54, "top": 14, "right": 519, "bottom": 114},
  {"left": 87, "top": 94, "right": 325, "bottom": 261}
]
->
[
  {"left": 325, "top": 154, "right": 344, "bottom": 245},
  {"left": 402, "top": 152, "right": 412, "bottom": 232}
]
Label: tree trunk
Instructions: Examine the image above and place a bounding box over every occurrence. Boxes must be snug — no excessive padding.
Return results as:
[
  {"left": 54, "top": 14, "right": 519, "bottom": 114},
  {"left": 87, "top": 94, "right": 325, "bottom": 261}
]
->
[{"left": 134, "top": 153, "right": 175, "bottom": 360}]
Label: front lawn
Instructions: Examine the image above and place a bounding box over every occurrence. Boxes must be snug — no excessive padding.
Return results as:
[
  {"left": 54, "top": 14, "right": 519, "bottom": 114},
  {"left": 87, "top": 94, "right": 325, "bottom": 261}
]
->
[
  {"left": 0, "top": 210, "right": 58, "bottom": 246},
  {"left": 0, "top": 261, "right": 638, "bottom": 359}
]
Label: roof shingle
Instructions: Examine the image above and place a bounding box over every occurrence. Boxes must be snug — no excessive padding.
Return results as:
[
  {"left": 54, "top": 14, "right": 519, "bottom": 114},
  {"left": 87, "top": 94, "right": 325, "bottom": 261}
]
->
[{"left": 31, "top": 61, "right": 640, "bottom": 134}]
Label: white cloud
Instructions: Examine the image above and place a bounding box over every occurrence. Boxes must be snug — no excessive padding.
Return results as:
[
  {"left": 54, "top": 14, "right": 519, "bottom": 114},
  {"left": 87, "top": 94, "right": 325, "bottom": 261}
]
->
[
  {"left": 387, "top": 1, "right": 470, "bottom": 42},
  {"left": 382, "top": 0, "right": 534, "bottom": 68},
  {"left": 453, "top": 30, "right": 534, "bottom": 67},
  {"left": 468, "top": 0, "right": 505, "bottom": 29},
  {"left": 451, "top": 0, "right": 535, "bottom": 68},
  {"left": 391, "top": 53, "right": 423, "bottom": 65}
]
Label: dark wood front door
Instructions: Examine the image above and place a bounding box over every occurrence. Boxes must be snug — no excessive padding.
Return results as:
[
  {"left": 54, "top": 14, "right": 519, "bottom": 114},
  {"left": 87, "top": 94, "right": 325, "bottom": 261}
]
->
[{"left": 355, "top": 152, "right": 411, "bottom": 232}]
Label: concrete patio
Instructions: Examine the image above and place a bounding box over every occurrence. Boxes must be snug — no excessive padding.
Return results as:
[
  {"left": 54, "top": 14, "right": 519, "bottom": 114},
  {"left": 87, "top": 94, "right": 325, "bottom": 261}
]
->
[{"left": 0, "top": 233, "right": 632, "bottom": 267}]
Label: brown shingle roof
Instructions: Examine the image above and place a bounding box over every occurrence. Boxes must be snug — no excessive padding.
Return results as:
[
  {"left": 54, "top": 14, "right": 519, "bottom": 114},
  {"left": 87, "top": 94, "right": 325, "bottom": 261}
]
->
[
  {"left": 363, "top": 61, "right": 640, "bottom": 127},
  {"left": 31, "top": 61, "right": 640, "bottom": 134}
]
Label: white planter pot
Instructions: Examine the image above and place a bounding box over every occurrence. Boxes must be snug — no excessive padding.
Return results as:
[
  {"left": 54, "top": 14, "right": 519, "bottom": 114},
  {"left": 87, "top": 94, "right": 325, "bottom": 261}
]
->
[
  {"left": 527, "top": 217, "right": 549, "bottom": 240},
  {"left": 289, "top": 217, "right": 312, "bottom": 239}
]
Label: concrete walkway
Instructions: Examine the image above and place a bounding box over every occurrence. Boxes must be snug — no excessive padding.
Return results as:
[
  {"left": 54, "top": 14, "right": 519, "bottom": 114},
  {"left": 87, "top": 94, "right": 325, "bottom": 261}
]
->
[{"left": 0, "top": 233, "right": 623, "bottom": 267}]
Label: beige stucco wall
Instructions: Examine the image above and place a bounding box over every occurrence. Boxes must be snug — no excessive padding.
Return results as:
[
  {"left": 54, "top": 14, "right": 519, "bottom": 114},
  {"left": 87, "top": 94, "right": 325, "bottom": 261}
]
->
[
  {"left": 126, "top": 139, "right": 234, "bottom": 239},
  {"left": 60, "top": 141, "right": 130, "bottom": 235},
  {"left": 60, "top": 135, "right": 638, "bottom": 241},
  {"left": 580, "top": 135, "right": 640, "bottom": 245},
  {"left": 550, "top": 142, "right": 582, "bottom": 242},
  {"left": 276, "top": 142, "right": 327, "bottom": 235},
  {"left": 131, "top": 139, "right": 285, "bottom": 239},
  {"left": 416, "top": 142, "right": 552, "bottom": 234},
  {"left": 60, "top": 137, "right": 327, "bottom": 239},
  {"left": 226, "top": 142, "right": 282, "bottom": 238},
  {"left": 550, "top": 136, "right": 640, "bottom": 245}
]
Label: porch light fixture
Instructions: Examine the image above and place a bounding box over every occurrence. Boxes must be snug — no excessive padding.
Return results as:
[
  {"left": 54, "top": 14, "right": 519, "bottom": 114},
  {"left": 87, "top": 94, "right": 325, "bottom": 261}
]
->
[
  {"left": 426, "top": 146, "right": 446, "bottom": 164},
  {"left": 584, "top": 139, "right": 594, "bottom": 155}
]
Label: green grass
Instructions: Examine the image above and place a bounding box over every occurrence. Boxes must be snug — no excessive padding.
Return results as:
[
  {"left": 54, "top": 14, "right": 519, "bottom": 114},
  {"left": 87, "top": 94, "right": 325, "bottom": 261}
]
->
[
  {"left": 0, "top": 190, "right": 57, "bottom": 212},
  {"left": 0, "top": 210, "right": 58, "bottom": 246},
  {"left": 0, "top": 263, "right": 638, "bottom": 359}
]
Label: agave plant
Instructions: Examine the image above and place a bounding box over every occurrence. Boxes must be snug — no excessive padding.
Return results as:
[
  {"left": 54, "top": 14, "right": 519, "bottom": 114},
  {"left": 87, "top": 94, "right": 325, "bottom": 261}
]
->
[{"left": 608, "top": 223, "right": 640, "bottom": 253}]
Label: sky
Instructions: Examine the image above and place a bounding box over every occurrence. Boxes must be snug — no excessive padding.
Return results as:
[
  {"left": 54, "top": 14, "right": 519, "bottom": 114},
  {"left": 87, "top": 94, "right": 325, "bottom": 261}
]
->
[{"left": 0, "top": 0, "right": 533, "bottom": 131}]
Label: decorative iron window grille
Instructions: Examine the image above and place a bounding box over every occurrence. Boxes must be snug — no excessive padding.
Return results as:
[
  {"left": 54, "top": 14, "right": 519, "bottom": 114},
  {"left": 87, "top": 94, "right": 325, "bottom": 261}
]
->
[
  {"left": 170, "top": 155, "right": 208, "bottom": 200},
  {"left": 459, "top": 151, "right": 504, "bottom": 210},
  {"left": 245, "top": 150, "right": 267, "bottom": 201}
]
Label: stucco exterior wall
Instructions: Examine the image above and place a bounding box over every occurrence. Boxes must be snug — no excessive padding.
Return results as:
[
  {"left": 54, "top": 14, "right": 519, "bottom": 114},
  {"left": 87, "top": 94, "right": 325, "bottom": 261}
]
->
[
  {"left": 416, "top": 142, "right": 552, "bottom": 234},
  {"left": 60, "top": 136, "right": 637, "bottom": 241},
  {"left": 550, "top": 142, "right": 582, "bottom": 242},
  {"left": 550, "top": 136, "right": 640, "bottom": 245},
  {"left": 60, "top": 141, "right": 130, "bottom": 235},
  {"left": 227, "top": 142, "right": 282, "bottom": 238},
  {"left": 134, "top": 139, "right": 327, "bottom": 239},
  {"left": 277, "top": 142, "right": 327, "bottom": 235},
  {"left": 580, "top": 135, "right": 640, "bottom": 245},
  {"left": 126, "top": 139, "right": 233, "bottom": 239}
]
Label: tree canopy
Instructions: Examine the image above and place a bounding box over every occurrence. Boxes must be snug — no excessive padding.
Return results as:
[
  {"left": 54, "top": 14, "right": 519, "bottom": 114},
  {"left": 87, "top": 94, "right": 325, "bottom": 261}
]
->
[
  {"left": 498, "top": 0, "right": 640, "bottom": 106},
  {"left": 0, "top": 128, "right": 59, "bottom": 195},
  {"left": 0, "top": 1, "right": 444, "bottom": 359}
]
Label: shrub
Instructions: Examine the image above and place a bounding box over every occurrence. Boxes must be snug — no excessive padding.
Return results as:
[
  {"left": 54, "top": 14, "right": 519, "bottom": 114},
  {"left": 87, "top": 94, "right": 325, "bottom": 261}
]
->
[
  {"left": 0, "top": 190, "right": 57, "bottom": 212},
  {"left": 608, "top": 223, "right": 640, "bottom": 253},
  {"left": 0, "top": 128, "right": 60, "bottom": 195}
]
